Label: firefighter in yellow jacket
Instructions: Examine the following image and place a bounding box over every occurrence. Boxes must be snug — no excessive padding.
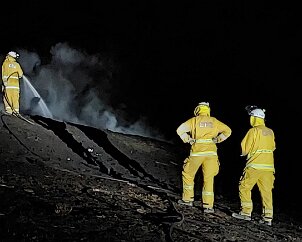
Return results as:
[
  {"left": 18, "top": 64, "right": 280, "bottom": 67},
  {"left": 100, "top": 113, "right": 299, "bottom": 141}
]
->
[
  {"left": 1, "top": 51, "right": 23, "bottom": 115},
  {"left": 232, "top": 105, "right": 276, "bottom": 226},
  {"left": 176, "top": 102, "right": 232, "bottom": 213}
]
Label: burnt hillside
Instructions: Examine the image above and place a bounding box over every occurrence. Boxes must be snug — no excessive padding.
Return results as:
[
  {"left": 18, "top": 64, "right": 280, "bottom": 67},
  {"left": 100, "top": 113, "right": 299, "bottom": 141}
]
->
[{"left": 0, "top": 112, "right": 301, "bottom": 241}]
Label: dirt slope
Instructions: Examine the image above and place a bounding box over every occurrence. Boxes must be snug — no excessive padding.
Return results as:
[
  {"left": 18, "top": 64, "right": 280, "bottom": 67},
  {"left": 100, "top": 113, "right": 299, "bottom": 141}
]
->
[{"left": 0, "top": 113, "right": 301, "bottom": 241}]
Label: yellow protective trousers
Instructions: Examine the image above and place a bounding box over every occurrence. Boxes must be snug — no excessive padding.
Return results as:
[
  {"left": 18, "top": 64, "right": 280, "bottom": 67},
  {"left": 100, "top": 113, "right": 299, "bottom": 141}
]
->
[
  {"left": 3, "top": 87, "right": 20, "bottom": 114},
  {"left": 239, "top": 168, "right": 274, "bottom": 220},
  {"left": 182, "top": 155, "right": 219, "bottom": 208}
]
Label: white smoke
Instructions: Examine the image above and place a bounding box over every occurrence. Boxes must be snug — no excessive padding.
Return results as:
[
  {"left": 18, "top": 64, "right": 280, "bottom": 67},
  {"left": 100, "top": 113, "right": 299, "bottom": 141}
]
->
[{"left": 16, "top": 43, "right": 168, "bottom": 141}]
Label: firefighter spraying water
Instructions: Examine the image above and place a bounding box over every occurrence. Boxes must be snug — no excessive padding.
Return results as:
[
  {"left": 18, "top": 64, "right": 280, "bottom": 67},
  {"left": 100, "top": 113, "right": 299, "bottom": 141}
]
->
[
  {"left": 1, "top": 51, "right": 52, "bottom": 122},
  {"left": 1, "top": 51, "right": 23, "bottom": 115}
]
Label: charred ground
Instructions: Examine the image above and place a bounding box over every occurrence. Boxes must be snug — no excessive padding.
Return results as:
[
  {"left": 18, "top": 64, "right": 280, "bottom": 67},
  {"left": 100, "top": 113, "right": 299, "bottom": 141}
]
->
[{"left": 0, "top": 113, "right": 302, "bottom": 241}]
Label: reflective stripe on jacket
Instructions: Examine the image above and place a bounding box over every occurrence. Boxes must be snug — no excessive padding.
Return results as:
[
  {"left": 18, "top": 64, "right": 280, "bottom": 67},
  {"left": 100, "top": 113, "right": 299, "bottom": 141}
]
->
[
  {"left": 176, "top": 115, "right": 231, "bottom": 157},
  {"left": 241, "top": 124, "right": 275, "bottom": 172},
  {"left": 2, "top": 56, "right": 23, "bottom": 89}
]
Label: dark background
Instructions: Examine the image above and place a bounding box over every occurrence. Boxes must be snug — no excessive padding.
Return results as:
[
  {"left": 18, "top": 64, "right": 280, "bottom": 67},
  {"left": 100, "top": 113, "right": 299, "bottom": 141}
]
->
[{"left": 1, "top": 1, "right": 301, "bottom": 213}]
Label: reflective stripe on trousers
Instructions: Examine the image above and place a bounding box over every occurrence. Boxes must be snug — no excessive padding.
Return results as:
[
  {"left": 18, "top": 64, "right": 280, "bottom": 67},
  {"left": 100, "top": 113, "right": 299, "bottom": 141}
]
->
[
  {"left": 190, "top": 151, "right": 217, "bottom": 156},
  {"left": 239, "top": 168, "right": 274, "bottom": 217},
  {"left": 182, "top": 155, "right": 219, "bottom": 207},
  {"left": 4, "top": 86, "right": 20, "bottom": 90}
]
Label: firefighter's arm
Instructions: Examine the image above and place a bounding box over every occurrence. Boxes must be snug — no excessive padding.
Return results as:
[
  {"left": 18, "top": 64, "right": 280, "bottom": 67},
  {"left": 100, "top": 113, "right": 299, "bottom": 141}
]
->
[
  {"left": 213, "top": 120, "right": 232, "bottom": 143},
  {"left": 17, "top": 64, "right": 23, "bottom": 78},
  {"left": 2, "top": 64, "right": 7, "bottom": 85},
  {"left": 176, "top": 121, "right": 195, "bottom": 144},
  {"left": 240, "top": 129, "right": 254, "bottom": 156}
]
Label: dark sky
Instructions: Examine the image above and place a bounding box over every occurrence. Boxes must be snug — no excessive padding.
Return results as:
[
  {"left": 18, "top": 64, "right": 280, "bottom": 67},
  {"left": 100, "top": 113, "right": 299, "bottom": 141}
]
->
[{"left": 1, "top": 2, "right": 301, "bottom": 145}]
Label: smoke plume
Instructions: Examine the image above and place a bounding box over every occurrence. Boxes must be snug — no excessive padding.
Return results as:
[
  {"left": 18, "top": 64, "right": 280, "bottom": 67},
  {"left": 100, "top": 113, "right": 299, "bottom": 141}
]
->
[{"left": 16, "top": 43, "right": 167, "bottom": 141}]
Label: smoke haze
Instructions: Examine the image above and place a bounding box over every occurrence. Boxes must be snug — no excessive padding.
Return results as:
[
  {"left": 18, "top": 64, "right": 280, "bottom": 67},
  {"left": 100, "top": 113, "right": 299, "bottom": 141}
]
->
[{"left": 15, "top": 43, "right": 167, "bottom": 142}]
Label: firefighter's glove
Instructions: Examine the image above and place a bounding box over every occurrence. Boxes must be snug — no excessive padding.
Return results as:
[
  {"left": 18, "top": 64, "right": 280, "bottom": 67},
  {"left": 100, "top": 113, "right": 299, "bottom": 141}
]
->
[
  {"left": 213, "top": 133, "right": 228, "bottom": 144},
  {"left": 188, "top": 138, "right": 195, "bottom": 145},
  {"left": 212, "top": 137, "right": 219, "bottom": 143}
]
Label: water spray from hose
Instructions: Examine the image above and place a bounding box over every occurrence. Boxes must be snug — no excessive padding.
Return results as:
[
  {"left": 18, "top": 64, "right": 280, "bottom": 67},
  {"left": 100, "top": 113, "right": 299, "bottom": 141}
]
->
[{"left": 22, "top": 75, "right": 53, "bottom": 118}]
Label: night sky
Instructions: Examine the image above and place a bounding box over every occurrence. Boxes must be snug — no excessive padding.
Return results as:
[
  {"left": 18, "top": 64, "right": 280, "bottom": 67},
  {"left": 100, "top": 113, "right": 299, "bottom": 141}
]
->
[{"left": 1, "top": 2, "right": 302, "bottom": 190}]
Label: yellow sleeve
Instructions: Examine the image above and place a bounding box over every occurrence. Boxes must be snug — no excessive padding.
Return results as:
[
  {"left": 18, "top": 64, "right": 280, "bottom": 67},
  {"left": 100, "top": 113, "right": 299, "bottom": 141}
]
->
[
  {"left": 16, "top": 63, "right": 23, "bottom": 78},
  {"left": 241, "top": 128, "right": 255, "bottom": 156},
  {"left": 176, "top": 118, "right": 194, "bottom": 143},
  {"left": 215, "top": 119, "right": 232, "bottom": 142},
  {"left": 2, "top": 61, "right": 8, "bottom": 80}
]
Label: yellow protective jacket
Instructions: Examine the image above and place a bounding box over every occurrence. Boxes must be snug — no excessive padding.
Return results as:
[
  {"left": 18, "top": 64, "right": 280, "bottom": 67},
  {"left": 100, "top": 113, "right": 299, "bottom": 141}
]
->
[
  {"left": 2, "top": 55, "right": 23, "bottom": 89},
  {"left": 176, "top": 115, "right": 232, "bottom": 156},
  {"left": 241, "top": 118, "right": 275, "bottom": 172}
]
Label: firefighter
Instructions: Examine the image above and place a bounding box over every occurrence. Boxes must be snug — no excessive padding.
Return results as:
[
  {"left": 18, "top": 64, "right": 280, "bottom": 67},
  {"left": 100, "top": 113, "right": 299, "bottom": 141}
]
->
[
  {"left": 232, "top": 106, "right": 276, "bottom": 226},
  {"left": 176, "top": 102, "right": 232, "bottom": 213},
  {"left": 1, "top": 51, "right": 24, "bottom": 115}
]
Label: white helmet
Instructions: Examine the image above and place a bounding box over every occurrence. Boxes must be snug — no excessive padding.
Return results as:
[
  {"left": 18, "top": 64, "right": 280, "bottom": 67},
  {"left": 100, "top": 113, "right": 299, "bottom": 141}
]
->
[
  {"left": 197, "top": 102, "right": 209, "bottom": 107},
  {"left": 194, "top": 102, "right": 210, "bottom": 116},
  {"left": 8, "top": 51, "right": 19, "bottom": 58},
  {"left": 250, "top": 108, "right": 265, "bottom": 119}
]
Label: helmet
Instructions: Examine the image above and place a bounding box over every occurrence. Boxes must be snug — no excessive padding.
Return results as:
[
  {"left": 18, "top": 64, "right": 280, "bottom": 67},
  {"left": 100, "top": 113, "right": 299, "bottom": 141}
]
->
[
  {"left": 7, "top": 51, "right": 19, "bottom": 58},
  {"left": 194, "top": 102, "right": 210, "bottom": 116},
  {"left": 245, "top": 105, "right": 258, "bottom": 114},
  {"left": 249, "top": 108, "right": 265, "bottom": 119}
]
